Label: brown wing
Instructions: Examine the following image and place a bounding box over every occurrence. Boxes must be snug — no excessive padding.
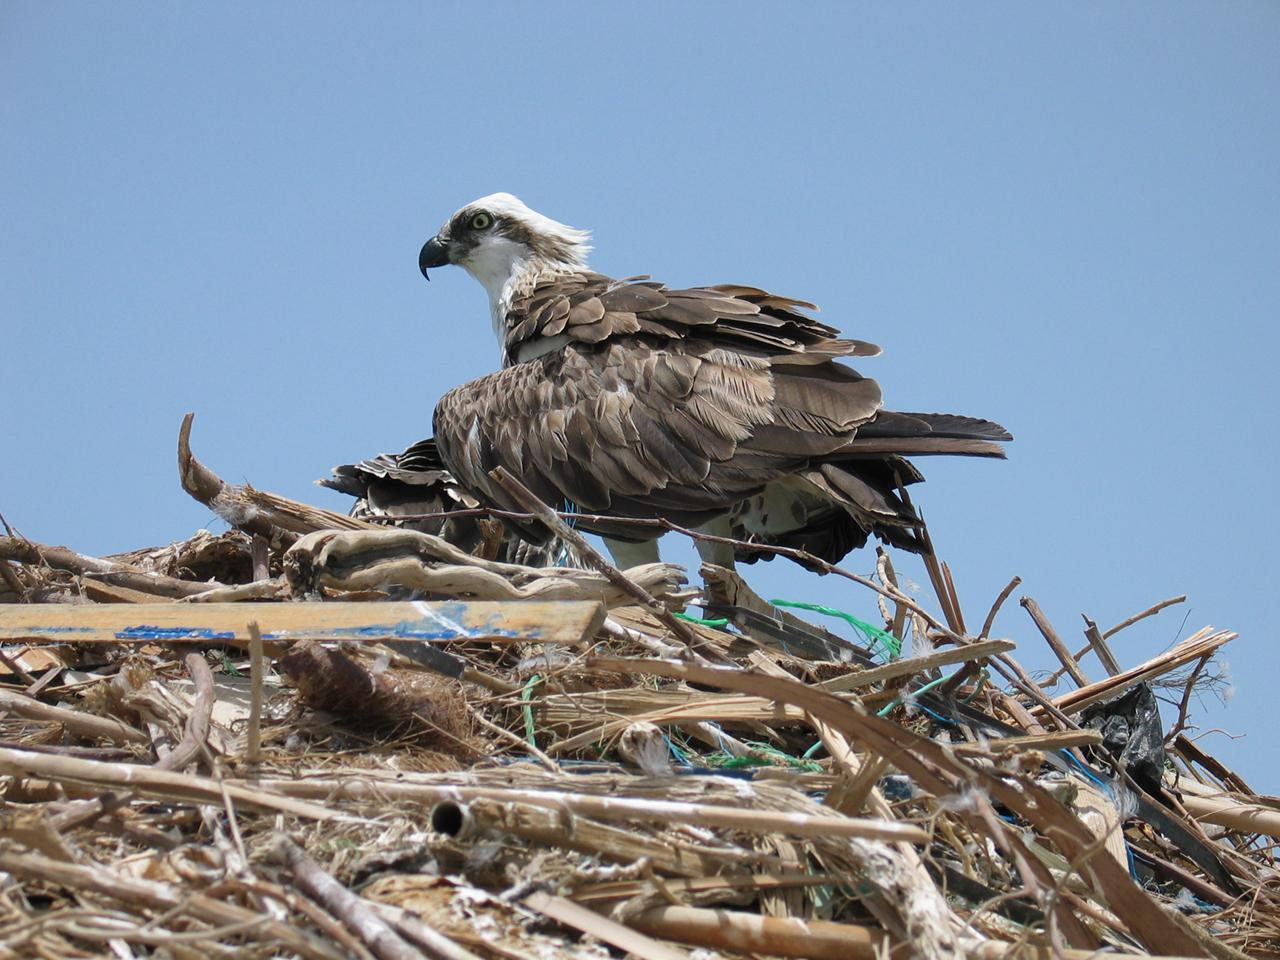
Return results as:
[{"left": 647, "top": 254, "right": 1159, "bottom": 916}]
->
[
  {"left": 434, "top": 335, "right": 884, "bottom": 538},
  {"left": 446, "top": 271, "right": 1008, "bottom": 559},
  {"left": 505, "top": 274, "right": 882, "bottom": 362}
]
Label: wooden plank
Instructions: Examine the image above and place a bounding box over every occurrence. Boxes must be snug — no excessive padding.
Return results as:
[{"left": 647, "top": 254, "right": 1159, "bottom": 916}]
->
[
  {"left": 80, "top": 579, "right": 163, "bottom": 604},
  {"left": 0, "top": 601, "right": 606, "bottom": 649}
]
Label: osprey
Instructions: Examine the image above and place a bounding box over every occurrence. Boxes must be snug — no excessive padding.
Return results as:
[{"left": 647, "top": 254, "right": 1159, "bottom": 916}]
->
[{"left": 419, "top": 193, "right": 1010, "bottom": 569}]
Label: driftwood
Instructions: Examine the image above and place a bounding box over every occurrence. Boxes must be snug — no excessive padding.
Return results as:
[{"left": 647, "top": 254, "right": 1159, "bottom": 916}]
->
[
  {"left": 283, "top": 527, "right": 693, "bottom": 608},
  {"left": 179, "top": 412, "right": 376, "bottom": 546}
]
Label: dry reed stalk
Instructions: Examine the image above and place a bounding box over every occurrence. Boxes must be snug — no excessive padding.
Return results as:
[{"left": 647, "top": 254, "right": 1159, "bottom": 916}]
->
[
  {"left": 627, "top": 905, "right": 895, "bottom": 959},
  {"left": 544, "top": 691, "right": 815, "bottom": 755},
  {"left": 1020, "top": 596, "right": 1089, "bottom": 687},
  {"left": 524, "top": 891, "right": 692, "bottom": 960},
  {"left": 246, "top": 621, "right": 264, "bottom": 764},
  {"left": 1181, "top": 794, "right": 1280, "bottom": 839},
  {"left": 0, "top": 687, "right": 150, "bottom": 745},
  {"left": 818, "top": 638, "right": 1015, "bottom": 693},
  {"left": 245, "top": 778, "right": 927, "bottom": 843},
  {"left": 432, "top": 795, "right": 736, "bottom": 876},
  {"left": 0, "top": 746, "right": 339, "bottom": 820},
  {"left": 1049, "top": 627, "right": 1235, "bottom": 716},
  {"left": 569, "top": 871, "right": 843, "bottom": 904}
]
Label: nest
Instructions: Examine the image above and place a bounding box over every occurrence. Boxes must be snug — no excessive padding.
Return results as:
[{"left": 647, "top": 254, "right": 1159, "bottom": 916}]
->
[{"left": 0, "top": 417, "right": 1275, "bottom": 960}]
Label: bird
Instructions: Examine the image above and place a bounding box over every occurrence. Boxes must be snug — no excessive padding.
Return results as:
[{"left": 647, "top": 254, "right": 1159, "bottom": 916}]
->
[{"left": 418, "top": 192, "right": 1011, "bottom": 570}]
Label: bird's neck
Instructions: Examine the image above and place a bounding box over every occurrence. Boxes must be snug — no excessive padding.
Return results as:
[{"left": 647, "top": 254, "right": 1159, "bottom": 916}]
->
[{"left": 481, "top": 257, "right": 582, "bottom": 364}]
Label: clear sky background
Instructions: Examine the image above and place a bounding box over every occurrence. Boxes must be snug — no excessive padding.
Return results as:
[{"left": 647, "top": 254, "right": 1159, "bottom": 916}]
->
[{"left": 3, "top": 4, "right": 1277, "bottom": 787}]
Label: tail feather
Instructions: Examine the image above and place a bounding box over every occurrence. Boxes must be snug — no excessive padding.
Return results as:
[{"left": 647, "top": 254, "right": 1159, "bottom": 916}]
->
[
  {"left": 856, "top": 411, "right": 1013, "bottom": 443},
  {"left": 842, "top": 436, "right": 1008, "bottom": 458},
  {"left": 731, "top": 408, "right": 1009, "bottom": 564}
]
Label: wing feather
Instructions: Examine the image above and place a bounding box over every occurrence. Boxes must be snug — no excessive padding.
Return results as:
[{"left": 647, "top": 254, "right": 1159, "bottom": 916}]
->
[{"left": 432, "top": 268, "right": 1008, "bottom": 560}]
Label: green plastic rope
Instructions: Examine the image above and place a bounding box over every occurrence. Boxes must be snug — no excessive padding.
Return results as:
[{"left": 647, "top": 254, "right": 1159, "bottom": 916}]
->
[
  {"left": 770, "top": 598, "right": 902, "bottom": 659},
  {"left": 673, "top": 611, "right": 730, "bottom": 628},
  {"left": 876, "top": 672, "right": 951, "bottom": 717},
  {"left": 520, "top": 673, "right": 541, "bottom": 749},
  {"left": 706, "top": 740, "right": 823, "bottom": 773}
]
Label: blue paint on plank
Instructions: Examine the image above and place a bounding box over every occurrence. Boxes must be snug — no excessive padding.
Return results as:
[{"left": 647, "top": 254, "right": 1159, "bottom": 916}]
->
[
  {"left": 115, "top": 626, "right": 237, "bottom": 641},
  {"left": 7, "top": 625, "right": 94, "bottom": 634}
]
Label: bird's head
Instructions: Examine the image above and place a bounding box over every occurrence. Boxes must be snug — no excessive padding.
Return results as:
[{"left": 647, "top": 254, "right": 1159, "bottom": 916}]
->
[{"left": 419, "top": 193, "right": 592, "bottom": 302}]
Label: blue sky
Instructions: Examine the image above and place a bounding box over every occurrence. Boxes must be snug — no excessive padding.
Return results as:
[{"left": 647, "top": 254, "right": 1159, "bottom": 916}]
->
[{"left": 3, "top": 4, "right": 1277, "bottom": 786}]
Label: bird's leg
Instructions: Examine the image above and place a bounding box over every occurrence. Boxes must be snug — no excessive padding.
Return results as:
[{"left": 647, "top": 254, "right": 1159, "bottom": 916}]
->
[
  {"left": 602, "top": 536, "right": 662, "bottom": 571},
  {"left": 694, "top": 515, "right": 736, "bottom": 569}
]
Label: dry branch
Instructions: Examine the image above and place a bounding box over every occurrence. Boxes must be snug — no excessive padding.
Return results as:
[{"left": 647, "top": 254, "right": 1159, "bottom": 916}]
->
[
  {"left": 0, "top": 686, "right": 150, "bottom": 745},
  {"left": 268, "top": 835, "right": 428, "bottom": 960},
  {"left": 179, "top": 412, "right": 376, "bottom": 544},
  {"left": 0, "top": 535, "right": 216, "bottom": 598}
]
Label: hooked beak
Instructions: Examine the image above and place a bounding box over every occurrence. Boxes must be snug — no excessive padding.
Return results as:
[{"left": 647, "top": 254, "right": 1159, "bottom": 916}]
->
[{"left": 419, "top": 236, "right": 450, "bottom": 280}]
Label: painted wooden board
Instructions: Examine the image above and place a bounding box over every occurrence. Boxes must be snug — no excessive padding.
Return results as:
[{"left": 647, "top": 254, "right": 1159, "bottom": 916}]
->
[{"left": 0, "top": 600, "right": 606, "bottom": 648}]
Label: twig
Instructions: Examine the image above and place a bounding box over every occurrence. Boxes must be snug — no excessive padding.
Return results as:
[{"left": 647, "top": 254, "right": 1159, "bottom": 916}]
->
[
  {"left": 817, "top": 639, "right": 1014, "bottom": 693},
  {"left": 267, "top": 834, "right": 429, "bottom": 960},
  {"left": 1164, "top": 652, "right": 1213, "bottom": 745},
  {"left": 1020, "top": 597, "right": 1088, "bottom": 688},
  {"left": 0, "top": 739, "right": 134, "bottom": 761},
  {"left": 0, "top": 558, "right": 26, "bottom": 599},
  {"left": 179, "top": 577, "right": 286, "bottom": 602},
  {"left": 251, "top": 535, "right": 270, "bottom": 582},
  {"left": 362, "top": 901, "right": 486, "bottom": 960},
  {"left": 938, "top": 575, "right": 1022, "bottom": 698},
  {"left": 1103, "top": 595, "right": 1187, "bottom": 639},
  {"left": 524, "top": 891, "right": 691, "bottom": 960},
  {"left": 980, "top": 576, "right": 1021, "bottom": 640},
  {"left": 154, "top": 653, "right": 215, "bottom": 772},
  {"left": 0, "top": 645, "right": 38, "bottom": 686},
  {"left": 0, "top": 746, "right": 340, "bottom": 820},
  {"left": 1079, "top": 616, "right": 1122, "bottom": 676},
  {"left": 469, "top": 708, "right": 560, "bottom": 773},
  {"left": 246, "top": 621, "right": 264, "bottom": 765},
  {"left": 0, "top": 535, "right": 217, "bottom": 599},
  {"left": 1044, "top": 613, "right": 1129, "bottom": 687}
]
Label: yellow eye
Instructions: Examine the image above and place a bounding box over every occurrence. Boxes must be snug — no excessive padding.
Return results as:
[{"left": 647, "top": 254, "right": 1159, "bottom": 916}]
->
[{"left": 470, "top": 212, "right": 493, "bottom": 230}]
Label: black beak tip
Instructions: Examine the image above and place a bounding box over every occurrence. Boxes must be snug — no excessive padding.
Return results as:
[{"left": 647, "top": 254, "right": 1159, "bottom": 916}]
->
[{"left": 419, "top": 237, "right": 450, "bottom": 280}]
